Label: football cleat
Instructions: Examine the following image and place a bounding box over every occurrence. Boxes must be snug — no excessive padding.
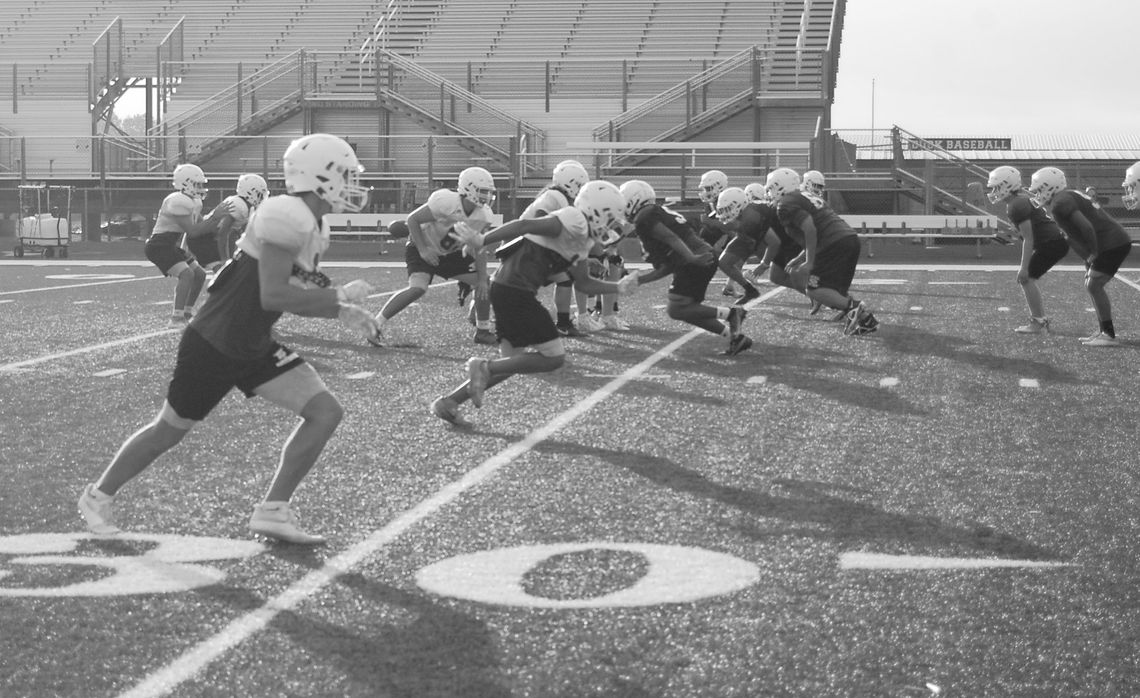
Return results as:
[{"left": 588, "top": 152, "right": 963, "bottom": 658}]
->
[
  {"left": 431, "top": 396, "right": 472, "bottom": 427},
  {"left": 248, "top": 502, "right": 325, "bottom": 544},
  {"left": 466, "top": 357, "right": 491, "bottom": 407},
  {"left": 473, "top": 328, "right": 497, "bottom": 345},
  {"left": 843, "top": 301, "right": 879, "bottom": 336},
  {"left": 601, "top": 315, "right": 631, "bottom": 331},
  {"left": 557, "top": 322, "right": 586, "bottom": 337},
  {"left": 736, "top": 284, "right": 761, "bottom": 306},
  {"left": 1013, "top": 317, "right": 1049, "bottom": 334},
  {"left": 78, "top": 484, "right": 121, "bottom": 535},
  {"left": 1082, "top": 332, "right": 1120, "bottom": 347},
  {"left": 577, "top": 314, "right": 605, "bottom": 332},
  {"left": 725, "top": 334, "right": 753, "bottom": 356},
  {"left": 457, "top": 281, "right": 473, "bottom": 306}
]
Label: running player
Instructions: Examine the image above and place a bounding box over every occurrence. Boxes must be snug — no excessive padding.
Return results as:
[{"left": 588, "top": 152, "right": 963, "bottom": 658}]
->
[
  {"left": 78, "top": 134, "right": 381, "bottom": 544},
  {"left": 429, "top": 181, "right": 640, "bottom": 426},
  {"left": 714, "top": 186, "right": 807, "bottom": 307},
  {"left": 371, "top": 167, "right": 497, "bottom": 346},
  {"left": 620, "top": 179, "right": 751, "bottom": 355},
  {"left": 766, "top": 168, "right": 879, "bottom": 336},
  {"left": 695, "top": 169, "right": 739, "bottom": 297}
]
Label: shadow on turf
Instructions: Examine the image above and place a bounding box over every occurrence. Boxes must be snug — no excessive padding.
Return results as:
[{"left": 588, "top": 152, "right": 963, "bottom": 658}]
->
[{"left": 529, "top": 438, "right": 1058, "bottom": 562}]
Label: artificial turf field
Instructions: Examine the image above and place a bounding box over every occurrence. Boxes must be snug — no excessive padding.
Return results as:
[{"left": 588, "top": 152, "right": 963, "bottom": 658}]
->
[{"left": 2, "top": 241, "right": 1140, "bottom": 697}]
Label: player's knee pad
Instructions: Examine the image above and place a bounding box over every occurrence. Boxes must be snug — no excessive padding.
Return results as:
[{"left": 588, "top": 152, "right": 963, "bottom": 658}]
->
[{"left": 407, "top": 273, "right": 432, "bottom": 293}]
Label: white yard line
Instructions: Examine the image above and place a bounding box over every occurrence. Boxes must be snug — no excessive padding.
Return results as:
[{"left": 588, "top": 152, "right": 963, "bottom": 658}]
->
[
  {"left": 118, "top": 286, "right": 786, "bottom": 698},
  {"left": 0, "top": 329, "right": 180, "bottom": 372},
  {"left": 0, "top": 276, "right": 158, "bottom": 296}
]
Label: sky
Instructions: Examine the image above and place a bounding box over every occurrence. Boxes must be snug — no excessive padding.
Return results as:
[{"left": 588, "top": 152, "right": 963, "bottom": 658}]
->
[{"left": 829, "top": 0, "right": 1140, "bottom": 137}]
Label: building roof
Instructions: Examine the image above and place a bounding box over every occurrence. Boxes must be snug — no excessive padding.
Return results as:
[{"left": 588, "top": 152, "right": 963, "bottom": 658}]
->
[{"left": 837, "top": 131, "right": 1140, "bottom": 161}]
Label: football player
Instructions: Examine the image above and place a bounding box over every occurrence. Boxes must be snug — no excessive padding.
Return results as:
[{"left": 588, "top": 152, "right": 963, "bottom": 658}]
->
[
  {"left": 78, "top": 133, "right": 381, "bottom": 544},
  {"left": 695, "top": 169, "right": 740, "bottom": 298},
  {"left": 714, "top": 186, "right": 807, "bottom": 307},
  {"left": 145, "top": 163, "right": 233, "bottom": 324},
  {"left": 986, "top": 166, "right": 1071, "bottom": 334},
  {"left": 1029, "top": 166, "right": 1132, "bottom": 346},
  {"left": 767, "top": 168, "right": 879, "bottom": 336},
  {"left": 429, "top": 181, "right": 640, "bottom": 426},
  {"left": 186, "top": 173, "right": 269, "bottom": 271},
  {"left": 620, "top": 179, "right": 751, "bottom": 356},
  {"left": 370, "top": 166, "right": 498, "bottom": 346},
  {"left": 521, "top": 160, "right": 599, "bottom": 336}
]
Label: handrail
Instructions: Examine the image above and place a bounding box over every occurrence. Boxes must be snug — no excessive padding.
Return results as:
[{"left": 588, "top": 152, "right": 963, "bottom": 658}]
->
[{"left": 891, "top": 125, "right": 993, "bottom": 181}]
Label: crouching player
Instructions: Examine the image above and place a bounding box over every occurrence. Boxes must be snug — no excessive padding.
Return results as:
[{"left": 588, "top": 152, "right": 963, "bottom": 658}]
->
[{"left": 429, "top": 181, "right": 640, "bottom": 426}]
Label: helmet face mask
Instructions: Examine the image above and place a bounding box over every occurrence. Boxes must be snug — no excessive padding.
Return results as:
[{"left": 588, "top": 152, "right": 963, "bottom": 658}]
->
[
  {"left": 575, "top": 180, "right": 626, "bottom": 244},
  {"left": 800, "top": 170, "right": 826, "bottom": 197},
  {"left": 458, "top": 167, "right": 497, "bottom": 207},
  {"left": 1122, "top": 162, "right": 1140, "bottom": 210},
  {"left": 552, "top": 160, "right": 589, "bottom": 200},
  {"left": 743, "top": 182, "right": 768, "bottom": 203},
  {"left": 764, "top": 168, "right": 801, "bottom": 202},
  {"left": 173, "top": 164, "right": 208, "bottom": 199},
  {"left": 986, "top": 166, "right": 1022, "bottom": 205},
  {"left": 618, "top": 180, "right": 655, "bottom": 220},
  {"left": 715, "top": 187, "right": 749, "bottom": 224},
  {"left": 1028, "top": 167, "right": 1066, "bottom": 208},
  {"left": 283, "top": 134, "right": 368, "bottom": 213},
  {"left": 698, "top": 170, "right": 728, "bottom": 205},
  {"left": 236, "top": 173, "right": 269, "bottom": 206}
]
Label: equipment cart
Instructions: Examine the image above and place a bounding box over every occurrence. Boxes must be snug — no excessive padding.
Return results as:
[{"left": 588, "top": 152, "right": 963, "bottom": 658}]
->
[{"left": 15, "top": 184, "right": 71, "bottom": 258}]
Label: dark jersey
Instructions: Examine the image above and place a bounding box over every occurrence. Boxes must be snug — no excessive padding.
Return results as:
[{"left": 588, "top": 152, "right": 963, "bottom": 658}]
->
[
  {"left": 631, "top": 203, "right": 713, "bottom": 270},
  {"left": 775, "top": 190, "right": 857, "bottom": 251},
  {"left": 494, "top": 238, "right": 577, "bottom": 293},
  {"left": 1006, "top": 193, "right": 1065, "bottom": 247},
  {"left": 736, "top": 201, "right": 800, "bottom": 254},
  {"left": 699, "top": 206, "right": 732, "bottom": 250},
  {"left": 1049, "top": 190, "right": 1131, "bottom": 253}
]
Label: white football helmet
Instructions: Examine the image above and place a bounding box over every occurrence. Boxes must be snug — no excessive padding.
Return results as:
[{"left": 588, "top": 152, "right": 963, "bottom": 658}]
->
[
  {"left": 575, "top": 180, "right": 626, "bottom": 245},
  {"left": 716, "top": 187, "right": 749, "bottom": 224},
  {"left": 235, "top": 173, "right": 268, "bottom": 206},
  {"left": 458, "top": 166, "right": 496, "bottom": 206},
  {"left": 986, "top": 166, "right": 1022, "bottom": 204},
  {"left": 801, "top": 170, "right": 826, "bottom": 197},
  {"left": 172, "top": 163, "right": 207, "bottom": 199},
  {"left": 765, "top": 168, "right": 801, "bottom": 201},
  {"left": 1028, "top": 167, "right": 1067, "bottom": 207},
  {"left": 1122, "top": 161, "right": 1140, "bottom": 210},
  {"left": 552, "top": 160, "right": 589, "bottom": 200},
  {"left": 743, "top": 182, "right": 768, "bottom": 203},
  {"left": 618, "top": 179, "right": 656, "bottom": 220},
  {"left": 283, "top": 134, "right": 368, "bottom": 213},
  {"left": 698, "top": 170, "right": 728, "bottom": 204}
]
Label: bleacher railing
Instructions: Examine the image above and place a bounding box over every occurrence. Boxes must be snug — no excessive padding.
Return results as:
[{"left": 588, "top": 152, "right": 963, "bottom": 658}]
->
[
  {"left": 92, "top": 18, "right": 123, "bottom": 108},
  {"left": 592, "top": 47, "right": 825, "bottom": 146},
  {"left": 155, "top": 18, "right": 185, "bottom": 123}
]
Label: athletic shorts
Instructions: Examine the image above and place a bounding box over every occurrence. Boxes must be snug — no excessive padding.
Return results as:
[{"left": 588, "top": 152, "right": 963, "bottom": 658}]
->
[
  {"left": 1090, "top": 243, "right": 1131, "bottom": 277},
  {"left": 668, "top": 258, "right": 718, "bottom": 302},
  {"left": 167, "top": 327, "right": 306, "bottom": 421},
  {"left": 1027, "top": 238, "right": 1070, "bottom": 279},
  {"left": 185, "top": 233, "right": 222, "bottom": 269},
  {"left": 145, "top": 238, "right": 195, "bottom": 276},
  {"left": 806, "top": 235, "right": 861, "bottom": 296},
  {"left": 490, "top": 283, "right": 559, "bottom": 349},
  {"left": 404, "top": 243, "right": 477, "bottom": 279}
]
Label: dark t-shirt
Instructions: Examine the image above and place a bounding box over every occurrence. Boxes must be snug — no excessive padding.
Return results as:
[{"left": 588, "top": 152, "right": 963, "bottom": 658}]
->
[
  {"left": 775, "top": 191, "right": 856, "bottom": 251},
  {"left": 631, "top": 203, "right": 713, "bottom": 269},
  {"left": 1049, "top": 190, "right": 1130, "bottom": 253},
  {"left": 1005, "top": 193, "right": 1065, "bottom": 248}
]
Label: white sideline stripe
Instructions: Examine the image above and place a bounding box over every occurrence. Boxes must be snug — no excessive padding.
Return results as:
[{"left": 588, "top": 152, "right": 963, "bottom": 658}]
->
[
  {"left": 118, "top": 285, "right": 788, "bottom": 698},
  {"left": 0, "top": 276, "right": 157, "bottom": 296},
  {"left": 840, "top": 552, "right": 1070, "bottom": 570},
  {"left": 0, "top": 329, "right": 178, "bottom": 372}
]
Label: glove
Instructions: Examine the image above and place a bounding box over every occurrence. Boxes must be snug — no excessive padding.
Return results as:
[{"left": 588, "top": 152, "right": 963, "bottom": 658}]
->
[
  {"left": 338, "top": 304, "right": 381, "bottom": 341},
  {"left": 336, "top": 279, "right": 374, "bottom": 304},
  {"left": 617, "top": 274, "right": 640, "bottom": 295},
  {"left": 449, "top": 221, "right": 484, "bottom": 250}
]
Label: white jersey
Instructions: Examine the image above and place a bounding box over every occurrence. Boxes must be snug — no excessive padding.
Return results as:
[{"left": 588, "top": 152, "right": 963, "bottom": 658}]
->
[
  {"left": 520, "top": 189, "right": 569, "bottom": 220},
  {"left": 236, "top": 194, "right": 328, "bottom": 285},
  {"left": 150, "top": 191, "right": 202, "bottom": 244},
  {"left": 527, "top": 206, "right": 593, "bottom": 262},
  {"left": 416, "top": 189, "right": 494, "bottom": 258}
]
